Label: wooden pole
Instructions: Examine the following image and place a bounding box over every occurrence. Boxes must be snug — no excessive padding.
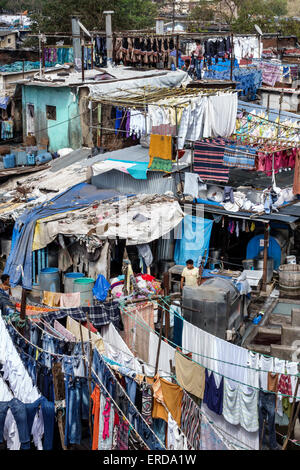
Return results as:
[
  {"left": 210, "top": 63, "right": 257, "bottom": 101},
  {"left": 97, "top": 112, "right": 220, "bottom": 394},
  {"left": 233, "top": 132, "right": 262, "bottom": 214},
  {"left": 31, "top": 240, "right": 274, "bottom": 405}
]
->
[
  {"left": 230, "top": 33, "right": 234, "bottom": 82},
  {"left": 176, "top": 34, "right": 179, "bottom": 68},
  {"left": 19, "top": 287, "right": 27, "bottom": 335},
  {"left": 163, "top": 272, "right": 170, "bottom": 340},
  {"left": 81, "top": 41, "right": 85, "bottom": 83},
  {"left": 262, "top": 223, "right": 270, "bottom": 292},
  {"left": 85, "top": 308, "right": 94, "bottom": 444},
  {"left": 79, "top": 322, "right": 87, "bottom": 378},
  {"left": 155, "top": 302, "right": 163, "bottom": 375}
]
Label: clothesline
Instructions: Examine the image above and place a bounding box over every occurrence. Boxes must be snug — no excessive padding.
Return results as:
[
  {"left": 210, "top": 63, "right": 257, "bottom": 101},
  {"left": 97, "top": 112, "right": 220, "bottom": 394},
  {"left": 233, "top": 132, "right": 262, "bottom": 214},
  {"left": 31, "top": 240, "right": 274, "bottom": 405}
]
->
[{"left": 118, "top": 303, "right": 300, "bottom": 397}]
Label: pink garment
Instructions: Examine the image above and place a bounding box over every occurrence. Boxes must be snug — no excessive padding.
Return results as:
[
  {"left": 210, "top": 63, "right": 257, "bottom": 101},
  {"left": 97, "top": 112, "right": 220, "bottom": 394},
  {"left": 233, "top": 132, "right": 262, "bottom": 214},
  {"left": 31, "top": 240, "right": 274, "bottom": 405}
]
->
[
  {"left": 60, "top": 292, "right": 81, "bottom": 308},
  {"left": 54, "top": 320, "right": 76, "bottom": 342},
  {"left": 265, "top": 153, "right": 273, "bottom": 176},
  {"left": 103, "top": 397, "right": 112, "bottom": 440},
  {"left": 281, "top": 150, "right": 289, "bottom": 168},
  {"left": 274, "top": 151, "right": 282, "bottom": 171},
  {"left": 257, "top": 152, "right": 266, "bottom": 172},
  {"left": 288, "top": 148, "right": 297, "bottom": 169}
]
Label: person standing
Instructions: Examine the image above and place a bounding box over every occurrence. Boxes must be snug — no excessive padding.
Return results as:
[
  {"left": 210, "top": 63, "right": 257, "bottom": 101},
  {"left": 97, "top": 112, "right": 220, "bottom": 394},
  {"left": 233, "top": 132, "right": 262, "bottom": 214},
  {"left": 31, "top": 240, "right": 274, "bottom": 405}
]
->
[
  {"left": 180, "top": 259, "right": 200, "bottom": 290},
  {"left": 192, "top": 40, "right": 204, "bottom": 80}
]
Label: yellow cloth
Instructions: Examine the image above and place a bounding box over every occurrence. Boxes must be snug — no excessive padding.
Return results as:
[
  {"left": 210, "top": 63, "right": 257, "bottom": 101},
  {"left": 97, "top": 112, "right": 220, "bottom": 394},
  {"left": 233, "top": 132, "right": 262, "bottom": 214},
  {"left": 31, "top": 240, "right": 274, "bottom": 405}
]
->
[
  {"left": 148, "top": 135, "right": 172, "bottom": 168},
  {"left": 148, "top": 376, "right": 183, "bottom": 426},
  {"left": 66, "top": 316, "right": 105, "bottom": 354},
  {"left": 42, "top": 291, "right": 61, "bottom": 307},
  {"left": 175, "top": 351, "right": 205, "bottom": 399}
]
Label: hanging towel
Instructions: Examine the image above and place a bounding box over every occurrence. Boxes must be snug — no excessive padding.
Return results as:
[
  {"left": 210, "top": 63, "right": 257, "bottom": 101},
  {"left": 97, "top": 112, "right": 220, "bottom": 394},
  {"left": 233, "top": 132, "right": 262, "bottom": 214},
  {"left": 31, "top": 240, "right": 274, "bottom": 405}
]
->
[
  {"left": 175, "top": 351, "right": 205, "bottom": 399},
  {"left": 60, "top": 292, "right": 81, "bottom": 308},
  {"left": 42, "top": 291, "right": 61, "bottom": 307},
  {"left": 148, "top": 135, "right": 172, "bottom": 172}
]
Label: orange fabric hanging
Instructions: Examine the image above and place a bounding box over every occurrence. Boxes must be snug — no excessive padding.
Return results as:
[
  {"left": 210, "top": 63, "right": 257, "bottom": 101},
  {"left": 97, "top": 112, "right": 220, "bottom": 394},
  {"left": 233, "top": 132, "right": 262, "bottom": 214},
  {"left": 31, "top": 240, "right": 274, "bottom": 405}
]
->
[
  {"left": 148, "top": 135, "right": 172, "bottom": 168},
  {"left": 148, "top": 376, "right": 183, "bottom": 426},
  {"left": 91, "top": 385, "right": 101, "bottom": 450},
  {"left": 293, "top": 149, "right": 300, "bottom": 195}
]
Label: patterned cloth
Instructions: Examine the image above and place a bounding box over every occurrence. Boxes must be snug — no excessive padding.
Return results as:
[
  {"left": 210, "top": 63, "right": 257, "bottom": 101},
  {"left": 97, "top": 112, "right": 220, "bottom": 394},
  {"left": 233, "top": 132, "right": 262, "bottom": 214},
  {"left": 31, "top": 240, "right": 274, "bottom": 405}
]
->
[
  {"left": 180, "top": 390, "right": 202, "bottom": 450},
  {"left": 141, "top": 383, "right": 153, "bottom": 427},
  {"left": 223, "top": 143, "right": 256, "bottom": 169},
  {"left": 116, "top": 420, "right": 129, "bottom": 450},
  {"left": 121, "top": 302, "right": 154, "bottom": 362},
  {"left": 260, "top": 62, "right": 281, "bottom": 87},
  {"left": 42, "top": 302, "right": 123, "bottom": 331},
  {"left": 194, "top": 138, "right": 229, "bottom": 182},
  {"left": 148, "top": 157, "right": 172, "bottom": 173},
  {"left": 278, "top": 374, "right": 292, "bottom": 399}
]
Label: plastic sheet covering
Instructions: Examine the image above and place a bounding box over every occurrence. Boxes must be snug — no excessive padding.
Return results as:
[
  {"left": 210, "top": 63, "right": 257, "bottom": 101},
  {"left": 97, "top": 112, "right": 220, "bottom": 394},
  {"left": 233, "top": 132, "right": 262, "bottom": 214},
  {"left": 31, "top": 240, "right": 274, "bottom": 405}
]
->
[
  {"left": 174, "top": 215, "right": 213, "bottom": 266},
  {"left": 4, "top": 183, "right": 121, "bottom": 289}
]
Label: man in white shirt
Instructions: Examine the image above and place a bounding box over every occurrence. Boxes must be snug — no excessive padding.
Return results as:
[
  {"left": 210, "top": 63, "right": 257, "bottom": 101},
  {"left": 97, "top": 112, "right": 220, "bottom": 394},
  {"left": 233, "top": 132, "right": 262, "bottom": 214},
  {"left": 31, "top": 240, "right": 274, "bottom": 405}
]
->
[{"left": 180, "top": 259, "right": 200, "bottom": 290}]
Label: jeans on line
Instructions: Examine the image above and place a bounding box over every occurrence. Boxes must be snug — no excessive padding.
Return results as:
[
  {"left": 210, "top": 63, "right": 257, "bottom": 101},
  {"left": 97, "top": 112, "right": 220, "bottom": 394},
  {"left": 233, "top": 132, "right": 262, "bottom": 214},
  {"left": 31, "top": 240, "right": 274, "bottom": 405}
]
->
[
  {"left": 259, "top": 391, "right": 278, "bottom": 450},
  {"left": 25, "top": 396, "right": 55, "bottom": 450},
  {"left": 0, "top": 398, "right": 30, "bottom": 449}
]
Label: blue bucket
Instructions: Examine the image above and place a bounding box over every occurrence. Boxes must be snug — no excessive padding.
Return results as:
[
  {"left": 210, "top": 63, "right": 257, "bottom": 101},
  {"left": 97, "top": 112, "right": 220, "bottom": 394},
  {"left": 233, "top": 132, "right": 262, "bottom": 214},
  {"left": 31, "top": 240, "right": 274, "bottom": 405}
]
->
[
  {"left": 39, "top": 267, "right": 60, "bottom": 293},
  {"left": 3, "top": 154, "right": 15, "bottom": 169}
]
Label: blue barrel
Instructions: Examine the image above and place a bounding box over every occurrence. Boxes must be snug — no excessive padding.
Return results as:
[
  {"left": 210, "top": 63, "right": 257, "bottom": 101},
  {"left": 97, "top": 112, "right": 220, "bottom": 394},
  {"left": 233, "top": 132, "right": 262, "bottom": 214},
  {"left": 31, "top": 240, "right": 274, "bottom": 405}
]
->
[
  {"left": 64, "top": 272, "right": 85, "bottom": 293},
  {"left": 39, "top": 267, "right": 60, "bottom": 293},
  {"left": 73, "top": 278, "right": 94, "bottom": 307},
  {"left": 3, "top": 154, "right": 15, "bottom": 169},
  {"left": 27, "top": 153, "right": 35, "bottom": 165},
  {"left": 16, "top": 151, "right": 27, "bottom": 166},
  {"left": 36, "top": 152, "right": 52, "bottom": 165}
]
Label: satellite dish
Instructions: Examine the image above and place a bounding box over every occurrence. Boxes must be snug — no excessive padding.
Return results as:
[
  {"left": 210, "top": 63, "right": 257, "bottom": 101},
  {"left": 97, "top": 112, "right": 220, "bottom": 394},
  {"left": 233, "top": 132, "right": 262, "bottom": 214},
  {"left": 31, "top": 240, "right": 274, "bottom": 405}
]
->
[{"left": 254, "top": 24, "right": 263, "bottom": 36}]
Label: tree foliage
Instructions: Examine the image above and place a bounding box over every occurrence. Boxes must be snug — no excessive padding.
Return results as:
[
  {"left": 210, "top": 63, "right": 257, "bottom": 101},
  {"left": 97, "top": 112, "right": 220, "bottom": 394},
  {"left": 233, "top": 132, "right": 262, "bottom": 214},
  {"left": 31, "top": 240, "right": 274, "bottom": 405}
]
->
[
  {"left": 188, "top": 0, "right": 289, "bottom": 34},
  {"left": 7, "top": 0, "right": 157, "bottom": 34}
]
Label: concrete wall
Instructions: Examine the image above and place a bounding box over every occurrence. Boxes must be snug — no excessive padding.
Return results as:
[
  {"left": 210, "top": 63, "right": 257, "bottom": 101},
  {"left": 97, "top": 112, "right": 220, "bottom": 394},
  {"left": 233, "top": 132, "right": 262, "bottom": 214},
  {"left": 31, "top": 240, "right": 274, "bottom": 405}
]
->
[
  {"left": 22, "top": 85, "right": 82, "bottom": 152},
  {"left": 0, "top": 33, "right": 16, "bottom": 49}
]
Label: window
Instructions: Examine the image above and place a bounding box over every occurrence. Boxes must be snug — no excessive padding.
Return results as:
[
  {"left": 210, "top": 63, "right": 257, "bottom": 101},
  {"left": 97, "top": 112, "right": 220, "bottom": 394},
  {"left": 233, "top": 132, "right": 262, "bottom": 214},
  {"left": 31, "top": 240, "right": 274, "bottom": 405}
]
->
[
  {"left": 7, "top": 38, "right": 11, "bottom": 44},
  {"left": 46, "top": 105, "right": 56, "bottom": 121}
]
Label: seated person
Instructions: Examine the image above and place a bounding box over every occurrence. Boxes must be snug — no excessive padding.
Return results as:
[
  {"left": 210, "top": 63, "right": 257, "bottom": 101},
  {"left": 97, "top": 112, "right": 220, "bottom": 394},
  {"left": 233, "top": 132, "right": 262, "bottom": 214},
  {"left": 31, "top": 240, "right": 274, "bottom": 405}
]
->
[{"left": 0, "top": 274, "right": 12, "bottom": 297}]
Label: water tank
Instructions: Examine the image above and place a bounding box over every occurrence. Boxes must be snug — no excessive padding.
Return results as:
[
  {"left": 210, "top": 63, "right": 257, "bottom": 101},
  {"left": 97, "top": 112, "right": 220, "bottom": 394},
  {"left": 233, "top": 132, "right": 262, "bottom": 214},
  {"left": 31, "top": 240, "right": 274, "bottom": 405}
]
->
[
  {"left": 36, "top": 152, "right": 52, "bottom": 165},
  {"left": 3, "top": 154, "right": 15, "bottom": 169},
  {"left": 73, "top": 277, "right": 95, "bottom": 307},
  {"left": 182, "top": 277, "right": 241, "bottom": 339},
  {"left": 64, "top": 272, "right": 85, "bottom": 293},
  {"left": 16, "top": 151, "right": 27, "bottom": 166},
  {"left": 39, "top": 267, "right": 60, "bottom": 293}
]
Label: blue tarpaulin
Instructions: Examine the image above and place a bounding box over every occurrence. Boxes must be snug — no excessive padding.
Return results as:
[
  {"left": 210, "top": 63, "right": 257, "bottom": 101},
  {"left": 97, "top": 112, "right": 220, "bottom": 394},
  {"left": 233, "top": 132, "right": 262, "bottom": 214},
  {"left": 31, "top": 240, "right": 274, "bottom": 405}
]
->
[
  {"left": 174, "top": 215, "right": 214, "bottom": 266},
  {"left": 5, "top": 183, "right": 123, "bottom": 290},
  {"left": 246, "top": 234, "right": 282, "bottom": 270}
]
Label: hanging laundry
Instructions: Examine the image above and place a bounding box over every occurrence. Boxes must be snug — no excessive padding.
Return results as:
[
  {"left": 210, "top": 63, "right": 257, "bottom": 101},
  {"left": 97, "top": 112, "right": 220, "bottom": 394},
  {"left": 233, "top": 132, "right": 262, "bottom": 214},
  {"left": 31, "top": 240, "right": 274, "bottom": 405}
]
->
[
  {"left": 42, "top": 291, "right": 61, "bottom": 307},
  {"left": 175, "top": 351, "right": 205, "bottom": 399},
  {"left": 149, "top": 375, "right": 183, "bottom": 427},
  {"left": 180, "top": 390, "right": 202, "bottom": 450},
  {"left": 148, "top": 135, "right": 172, "bottom": 172},
  {"left": 203, "top": 370, "right": 224, "bottom": 415},
  {"left": 194, "top": 138, "right": 229, "bottom": 182},
  {"left": 60, "top": 292, "right": 81, "bottom": 308},
  {"left": 222, "top": 378, "right": 259, "bottom": 432}
]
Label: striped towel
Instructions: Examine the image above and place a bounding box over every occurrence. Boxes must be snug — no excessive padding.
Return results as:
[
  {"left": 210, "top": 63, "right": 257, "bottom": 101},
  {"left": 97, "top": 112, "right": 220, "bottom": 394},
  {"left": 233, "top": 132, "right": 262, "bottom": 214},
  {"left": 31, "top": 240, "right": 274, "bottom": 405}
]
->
[
  {"left": 223, "top": 143, "right": 256, "bottom": 169},
  {"left": 194, "top": 138, "right": 229, "bottom": 182}
]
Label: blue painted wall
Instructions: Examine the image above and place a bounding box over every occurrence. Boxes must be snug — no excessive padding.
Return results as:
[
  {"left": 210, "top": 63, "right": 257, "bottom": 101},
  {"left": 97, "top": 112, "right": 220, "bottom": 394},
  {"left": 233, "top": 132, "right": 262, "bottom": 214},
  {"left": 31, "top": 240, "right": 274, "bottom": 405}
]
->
[{"left": 22, "top": 85, "right": 82, "bottom": 152}]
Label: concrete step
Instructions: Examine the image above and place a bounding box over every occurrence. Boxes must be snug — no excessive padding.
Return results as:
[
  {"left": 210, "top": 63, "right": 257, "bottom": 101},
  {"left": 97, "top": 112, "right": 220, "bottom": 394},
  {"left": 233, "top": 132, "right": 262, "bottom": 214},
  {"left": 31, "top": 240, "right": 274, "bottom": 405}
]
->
[
  {"left": 281, "top": 325, "right": 300, "bottom": 346},
  {"left": 270, "top": 344, "right": 298, "bottom": 361}
]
